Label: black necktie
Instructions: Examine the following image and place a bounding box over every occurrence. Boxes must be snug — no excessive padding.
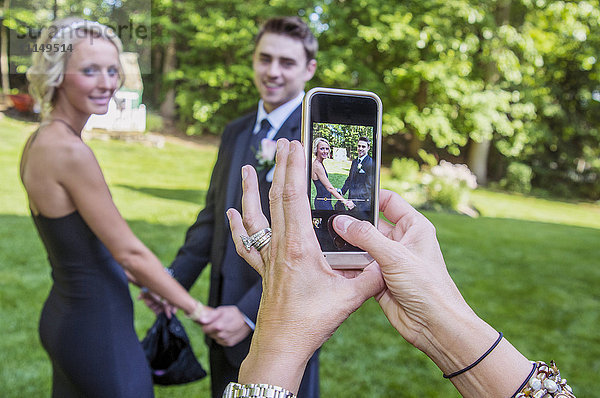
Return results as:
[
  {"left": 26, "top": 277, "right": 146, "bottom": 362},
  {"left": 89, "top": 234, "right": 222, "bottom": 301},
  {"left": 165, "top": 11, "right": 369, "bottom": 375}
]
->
[{"left": 252, "top": 118, "right": 272, "bottom": 152}]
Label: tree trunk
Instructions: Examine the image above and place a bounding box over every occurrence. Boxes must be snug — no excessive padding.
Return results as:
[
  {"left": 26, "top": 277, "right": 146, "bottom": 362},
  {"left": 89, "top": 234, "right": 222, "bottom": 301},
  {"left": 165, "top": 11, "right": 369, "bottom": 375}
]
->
[
  {"left": 467, "top": 0, "right": 511, "bottom": 184},
  {"left": 1, "top": 0, "right": 11, "bottom": 96},
  {"left": 408, "top": 79, "right": 428, "bottom": 159},
  {"left": 467, "top": 140, "right": 491, "bottom": 184},
  {"left": 152, "top": 41, "right": 163, "bottom": 105},
  {"left": 159, "top": 35, "right": 177, "bottom": 121}
]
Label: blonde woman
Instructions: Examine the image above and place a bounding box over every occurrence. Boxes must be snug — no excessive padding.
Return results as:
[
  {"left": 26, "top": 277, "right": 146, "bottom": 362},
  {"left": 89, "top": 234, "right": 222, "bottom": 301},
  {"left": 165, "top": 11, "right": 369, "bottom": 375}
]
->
[
  {"left": 311, "top": 137, "right": 354, "bottom": 210},
  {"left": 21, "top": 18, "right": 208, "bottom": 397}
]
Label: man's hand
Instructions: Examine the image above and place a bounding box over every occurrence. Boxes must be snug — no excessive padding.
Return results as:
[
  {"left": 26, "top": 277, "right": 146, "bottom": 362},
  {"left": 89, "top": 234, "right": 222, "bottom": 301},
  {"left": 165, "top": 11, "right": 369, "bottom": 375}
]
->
[
  {"left": 344, "top": 199, "right": 355, "bottom": 210},
  {"left": 138, "top": 289, "right": 177, "bottom": 318},
  {"left": 201, "top": 305, "right": 252, "bottom": 347}
]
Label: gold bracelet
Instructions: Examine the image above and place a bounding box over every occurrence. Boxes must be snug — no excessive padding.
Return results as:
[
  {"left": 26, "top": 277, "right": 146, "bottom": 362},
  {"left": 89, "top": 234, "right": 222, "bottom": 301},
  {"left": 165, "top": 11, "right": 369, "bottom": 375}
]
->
[{"left": 513, "top": 361, "right": 575, "bottom": 398}]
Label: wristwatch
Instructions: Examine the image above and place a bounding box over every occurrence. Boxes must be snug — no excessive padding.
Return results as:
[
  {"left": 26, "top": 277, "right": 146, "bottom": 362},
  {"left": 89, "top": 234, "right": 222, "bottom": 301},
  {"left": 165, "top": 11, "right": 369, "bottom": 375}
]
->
[{"left": 223, "top": 383, "right": 296, "bottom": 398}]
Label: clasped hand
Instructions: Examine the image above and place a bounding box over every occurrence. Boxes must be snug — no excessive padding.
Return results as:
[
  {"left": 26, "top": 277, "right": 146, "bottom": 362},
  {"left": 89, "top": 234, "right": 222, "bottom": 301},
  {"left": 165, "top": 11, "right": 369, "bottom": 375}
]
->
[{"left": 139, "top": 291, "right": 251, "bottom": 347}]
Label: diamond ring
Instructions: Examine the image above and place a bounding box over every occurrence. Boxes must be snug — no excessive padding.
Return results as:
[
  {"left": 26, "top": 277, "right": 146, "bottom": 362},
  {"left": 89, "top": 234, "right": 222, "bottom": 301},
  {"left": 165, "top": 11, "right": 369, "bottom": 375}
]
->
[{"left": 241, "top": 228, "right": 272, "bottom": 252}]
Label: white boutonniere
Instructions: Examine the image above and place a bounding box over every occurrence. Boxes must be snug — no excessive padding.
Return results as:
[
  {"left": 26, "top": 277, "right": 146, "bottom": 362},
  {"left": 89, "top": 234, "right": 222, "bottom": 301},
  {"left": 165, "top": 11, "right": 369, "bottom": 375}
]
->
[{"left": 255, "top": 138, "right": 277, "bottom": 172}]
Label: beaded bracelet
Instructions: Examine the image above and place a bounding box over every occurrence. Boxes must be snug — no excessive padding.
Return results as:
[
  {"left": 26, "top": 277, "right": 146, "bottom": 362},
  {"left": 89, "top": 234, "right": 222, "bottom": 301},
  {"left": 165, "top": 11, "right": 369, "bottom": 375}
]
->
[
  {"left": 186, "top": 301, "right": 206, "bottom": 322},
  {"left": 510, "top": 361, "right": 538, "bottom": 398},
  {"left": 443, "top": 331, "right": 503, "bottom": 379},
  {"left": 512, "top": 361, "right": 575, "bottom": 398}
]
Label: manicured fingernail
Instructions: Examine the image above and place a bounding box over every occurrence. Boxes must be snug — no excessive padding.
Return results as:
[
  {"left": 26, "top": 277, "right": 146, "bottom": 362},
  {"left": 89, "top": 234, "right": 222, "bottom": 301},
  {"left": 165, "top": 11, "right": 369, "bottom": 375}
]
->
[
  {"left": 226, "top": 209, "right": 233, "bottom": 220},
  {"left": 289, "top": 141, "right": 296, "bottom": 153},
  {"left": 241, "top": 166, "right": 248, "bottom": 180},
  {"left": 334, "top": 215, "right": 353, "bottom": 233}
]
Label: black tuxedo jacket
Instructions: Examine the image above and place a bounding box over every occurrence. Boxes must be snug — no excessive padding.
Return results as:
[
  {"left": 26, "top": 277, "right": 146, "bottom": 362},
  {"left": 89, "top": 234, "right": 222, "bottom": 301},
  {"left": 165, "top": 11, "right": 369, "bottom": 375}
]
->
[
  {"left": 341, "top": 155, "right": 373, "bottom": 210},
  {"left": 169, "top": 106, "right": 301, "bottom": 366}
]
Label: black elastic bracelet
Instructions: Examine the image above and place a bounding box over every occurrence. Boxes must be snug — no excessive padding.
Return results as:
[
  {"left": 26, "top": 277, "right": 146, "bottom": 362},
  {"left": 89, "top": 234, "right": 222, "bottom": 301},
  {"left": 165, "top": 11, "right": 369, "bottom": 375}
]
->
[
  {"left": 443, "top": 331, "right": 503, "bottom": 379},
  {"left": 510, "top": 361, "right": 537, "bottom": 398}
]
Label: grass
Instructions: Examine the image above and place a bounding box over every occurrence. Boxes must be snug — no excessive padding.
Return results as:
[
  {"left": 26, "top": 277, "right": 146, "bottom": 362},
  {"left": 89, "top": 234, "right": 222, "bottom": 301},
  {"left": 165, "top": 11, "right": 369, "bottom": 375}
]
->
[
  {"left": 470, "top": 189, "right": 600, "bottom": 230},
  {"left": 1, "top": 116, "right": 599, "bottom": 397}
]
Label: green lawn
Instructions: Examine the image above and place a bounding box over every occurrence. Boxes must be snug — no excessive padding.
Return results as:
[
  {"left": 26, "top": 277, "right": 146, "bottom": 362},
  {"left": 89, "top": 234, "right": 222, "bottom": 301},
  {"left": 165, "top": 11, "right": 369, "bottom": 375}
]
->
[{"left": 1, "top": 116, "right": 598, "bottom": 397}]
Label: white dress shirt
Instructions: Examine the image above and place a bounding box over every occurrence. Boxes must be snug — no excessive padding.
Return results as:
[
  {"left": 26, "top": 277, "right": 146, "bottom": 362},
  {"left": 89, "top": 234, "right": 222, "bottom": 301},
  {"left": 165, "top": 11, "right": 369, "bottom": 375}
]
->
[{"left": 253, "top": 91, "right": 305, "bottom": 139}]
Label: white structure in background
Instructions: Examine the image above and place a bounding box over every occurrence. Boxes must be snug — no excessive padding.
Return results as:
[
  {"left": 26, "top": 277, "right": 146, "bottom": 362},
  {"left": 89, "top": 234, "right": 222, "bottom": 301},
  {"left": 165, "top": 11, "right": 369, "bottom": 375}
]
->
[
  {"left": 333, "top": 147, "right": 347, "bottom": 161},
  {"left": 84, "top": 52, "right": 146, "bottom": 132}
]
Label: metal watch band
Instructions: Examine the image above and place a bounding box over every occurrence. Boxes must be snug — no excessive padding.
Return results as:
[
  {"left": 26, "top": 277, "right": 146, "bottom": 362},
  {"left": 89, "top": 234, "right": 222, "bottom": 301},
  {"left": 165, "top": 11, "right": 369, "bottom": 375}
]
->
[{"left": 223, "top": 382, "right": 296, "bottom": 398}]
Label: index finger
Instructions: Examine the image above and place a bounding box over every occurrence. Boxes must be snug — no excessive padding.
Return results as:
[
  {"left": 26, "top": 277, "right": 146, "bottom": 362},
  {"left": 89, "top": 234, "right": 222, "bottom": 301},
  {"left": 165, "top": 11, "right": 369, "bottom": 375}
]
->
[
  {"left": 241, "top": 165, "right": 270, "bottom": 234},
  {"left": 282, "top": 141, "right": 315, "bottom": 239}
]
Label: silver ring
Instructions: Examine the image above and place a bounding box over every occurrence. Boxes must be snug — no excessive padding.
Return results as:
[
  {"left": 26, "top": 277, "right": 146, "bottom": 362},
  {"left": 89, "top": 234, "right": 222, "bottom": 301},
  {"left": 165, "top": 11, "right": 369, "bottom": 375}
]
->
[{"left": 241, "top": 228, "right": 272, "bottom": 252}]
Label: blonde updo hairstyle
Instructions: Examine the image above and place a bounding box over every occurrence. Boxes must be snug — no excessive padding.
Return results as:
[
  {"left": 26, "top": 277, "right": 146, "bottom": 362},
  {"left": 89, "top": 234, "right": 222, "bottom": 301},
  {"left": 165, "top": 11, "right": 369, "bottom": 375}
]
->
[
  {"left": 26, "top": 17, "right": 123, "bottom": 117},
  {"left": 312, "top": 137, "right": 330, "bottom": 158}
]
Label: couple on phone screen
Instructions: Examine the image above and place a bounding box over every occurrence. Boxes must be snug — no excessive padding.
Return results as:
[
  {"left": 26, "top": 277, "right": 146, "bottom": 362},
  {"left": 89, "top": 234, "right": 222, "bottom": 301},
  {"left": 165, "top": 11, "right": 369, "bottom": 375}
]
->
[{"left": 311, "top": 136, "right": 373, "bottom": 213}]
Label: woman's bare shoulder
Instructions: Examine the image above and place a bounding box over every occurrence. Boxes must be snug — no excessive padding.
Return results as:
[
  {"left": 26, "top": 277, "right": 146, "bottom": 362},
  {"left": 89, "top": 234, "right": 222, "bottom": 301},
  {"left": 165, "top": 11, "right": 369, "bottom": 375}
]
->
[
  {"left": 21, "top": 124, "right": 98, "bottom": 216},
  {"left": 311, "top": 159, "right": 324, "bottom": 178},
  {"left": 33, "top": 125, "right": 94, "bottom": 164},
  {"left": 22, "top": 124, "right": 100, "bottom": 189}
]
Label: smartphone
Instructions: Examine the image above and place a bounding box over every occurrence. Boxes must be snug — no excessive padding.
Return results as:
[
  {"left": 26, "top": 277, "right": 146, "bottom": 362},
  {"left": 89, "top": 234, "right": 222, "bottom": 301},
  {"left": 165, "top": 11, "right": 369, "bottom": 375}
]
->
[{"left": 302, "top": 87, "right": 382, "bottom": 269}]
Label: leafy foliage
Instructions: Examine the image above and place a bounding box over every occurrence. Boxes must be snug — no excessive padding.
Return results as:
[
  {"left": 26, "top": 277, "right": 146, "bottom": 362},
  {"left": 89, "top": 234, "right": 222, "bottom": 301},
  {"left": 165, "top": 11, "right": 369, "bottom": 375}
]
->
[
  {"left": 518, "top": 1, "right": 600, "bottom": 199},
  {"left": 313, "top": 122, "right": 373, "bottom": 158},
  {"left": 500, "top": 161, "right": 533, "bottom": 193},
  {"left": 7, "top": 0, "right": 600, "bottom": 198},
  {"left": 311, "top": 0, "right": 538, "bottom": 158},
  {"left": 151, "top": 0, "right": 316, "bottom": 135}
]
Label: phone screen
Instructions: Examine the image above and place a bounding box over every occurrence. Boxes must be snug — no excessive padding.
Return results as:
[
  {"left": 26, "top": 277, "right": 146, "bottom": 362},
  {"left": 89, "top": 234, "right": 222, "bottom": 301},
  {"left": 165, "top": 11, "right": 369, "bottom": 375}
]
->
[{"left": 307, "top": 93, "right": 379, "bottom": 252}]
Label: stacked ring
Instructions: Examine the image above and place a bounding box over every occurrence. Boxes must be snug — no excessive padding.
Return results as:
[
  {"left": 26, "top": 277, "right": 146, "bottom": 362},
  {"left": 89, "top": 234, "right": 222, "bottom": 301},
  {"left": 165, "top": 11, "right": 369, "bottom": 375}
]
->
[{"left": 241, "top": 228, "right": 272, "bottom": 252}]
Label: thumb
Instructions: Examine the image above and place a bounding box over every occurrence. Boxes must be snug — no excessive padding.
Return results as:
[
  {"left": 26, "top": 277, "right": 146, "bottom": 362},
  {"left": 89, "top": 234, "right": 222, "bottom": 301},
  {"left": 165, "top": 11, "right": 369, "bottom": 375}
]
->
[
  {"left": 333, "top": 215, "right": 400, "bottom": 266},
  {"left": 349, "top": 261, "right": 385, "bottom": 302}
]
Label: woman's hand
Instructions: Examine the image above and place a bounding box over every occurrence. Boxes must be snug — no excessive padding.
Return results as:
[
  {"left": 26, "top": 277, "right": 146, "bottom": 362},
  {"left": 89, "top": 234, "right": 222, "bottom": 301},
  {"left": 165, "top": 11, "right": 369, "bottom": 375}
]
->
[
  {"left": 332, "top": 190, "right": 535, "bottom": 398},
  {"left": 227, "top": 139, "right": 384, "bottom": 393},
  {"left": 332, "top": 190, "right": 471, "bottom": 352}
]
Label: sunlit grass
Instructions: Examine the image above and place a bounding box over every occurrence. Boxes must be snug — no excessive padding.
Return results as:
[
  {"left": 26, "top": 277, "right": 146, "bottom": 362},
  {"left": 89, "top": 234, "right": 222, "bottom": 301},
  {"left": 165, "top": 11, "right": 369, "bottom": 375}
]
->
[{"left": 471, "top": 188, "right": 600, "bottom": 229}]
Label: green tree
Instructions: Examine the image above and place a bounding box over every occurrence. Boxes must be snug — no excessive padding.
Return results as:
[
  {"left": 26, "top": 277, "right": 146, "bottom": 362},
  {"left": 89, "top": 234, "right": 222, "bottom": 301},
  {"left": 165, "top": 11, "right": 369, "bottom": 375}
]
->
[
  {"left": 158, "top": 0, "right": 317, "bottom": 135},
  {"left": 313, "top": 122, "right": 373, "bottom": 158},
  {"left": 312, "top": 1, "right": 536, "bottom": 173},
  {"left": 5, "top": 0, "right": 151, "bottom": 81},
  {"left": 519, "top": 0, "right": 600, "bottom": 198}
]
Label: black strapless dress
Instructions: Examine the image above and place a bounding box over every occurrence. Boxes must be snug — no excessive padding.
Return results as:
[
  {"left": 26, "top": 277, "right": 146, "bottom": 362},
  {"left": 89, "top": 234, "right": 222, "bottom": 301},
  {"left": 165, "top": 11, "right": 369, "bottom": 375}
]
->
[
  {"left": 32, "top": 211, "right": 153, "bottom": 397},
  {"left": 313, "top": 169, "right": 333, "bottom": 210}
]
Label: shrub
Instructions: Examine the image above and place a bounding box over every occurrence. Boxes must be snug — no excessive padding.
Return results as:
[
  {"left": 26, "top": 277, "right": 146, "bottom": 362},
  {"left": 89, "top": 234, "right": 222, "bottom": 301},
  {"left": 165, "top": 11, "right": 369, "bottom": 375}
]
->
[
  {"left": 386, "top": 158, "right": 427, "bottom": 207},
  {"left": 501, "top": 162, "right": 533, "bottom": 194},
  {"left": 387, "top": 159, "right": 478, "bottom": 213},
  {"left": 146, "top": 112, "right": 164, "bottom": 133},
  {"left": 422, "top": 161, "right": 478, "bottom": 211},
  {"left": 390, "top": 157, "right": 420, "bottom": 183}
]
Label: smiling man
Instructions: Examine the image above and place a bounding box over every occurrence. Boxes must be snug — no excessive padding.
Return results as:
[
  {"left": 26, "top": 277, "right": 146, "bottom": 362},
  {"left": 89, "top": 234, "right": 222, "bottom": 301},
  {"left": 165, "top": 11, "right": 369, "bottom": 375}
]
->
[
  {"left": 341, "top": 137, "right": 373, "bottom": 212},
  {"left": 166, "top": 17, "right": 319, "bottom": 398}
]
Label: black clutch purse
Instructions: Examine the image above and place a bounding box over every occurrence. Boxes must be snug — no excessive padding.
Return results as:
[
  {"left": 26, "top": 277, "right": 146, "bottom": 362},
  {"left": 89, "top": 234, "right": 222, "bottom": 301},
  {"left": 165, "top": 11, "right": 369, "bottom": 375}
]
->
[{"left": 141, "top": 313, "right": 207, "bottom": 385}]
